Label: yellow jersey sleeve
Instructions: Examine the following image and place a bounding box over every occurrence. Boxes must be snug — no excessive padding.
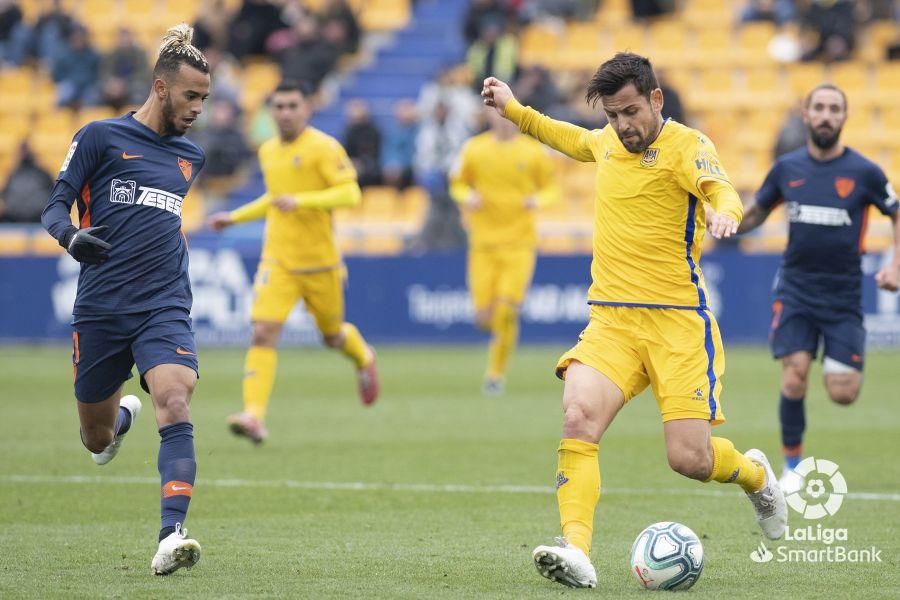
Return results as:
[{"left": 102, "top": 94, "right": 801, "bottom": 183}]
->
[
  {"left": 318, "top": 138, "right": 358, "bottom": 187},
  {"left": 504, "top": 99, "right": 595, "bottom": 163},
  {"left": 676, "top": 133, "right": 743, "bottom": 222}
]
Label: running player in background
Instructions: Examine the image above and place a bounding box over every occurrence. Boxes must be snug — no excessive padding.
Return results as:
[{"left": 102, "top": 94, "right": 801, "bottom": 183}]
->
[
  {"left": 450, "top": 108, "right": 560, "bottom": 395},
  {"left": 738, "top": 84, "right": 900, "bottom": 491},
  {"left": 482, "top": 53, "right": 787, "bottom": 588},
  {"left": 40, "top": 24, "right": 208, "bottom": 575},
  {"left": 207, "top": 80, "right": 379, "bottom": 445}
]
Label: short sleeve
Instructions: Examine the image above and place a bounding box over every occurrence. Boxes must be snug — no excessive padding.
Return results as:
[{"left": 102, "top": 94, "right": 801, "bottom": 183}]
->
[
  {"left": 676, "top": 132, "right": 735, "bottom": 201},
  {"left": 319, "top": 137, "right": 358, "bottom": 186},
  {"left": 57, "top": 122, "right": 106, "bottom": 190},
  {"left": 449, "top": 140, "right": 474, "bottom": 186},
  {"left": 755, "top": 161, "right": 784, "bottom": 211},
  {"left": 864, "top": 165, "right": 899, "bottom": 217}
]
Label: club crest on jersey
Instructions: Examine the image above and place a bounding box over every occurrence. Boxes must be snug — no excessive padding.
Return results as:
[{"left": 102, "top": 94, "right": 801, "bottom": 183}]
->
[
  {"left": 640, "top": 147, "right": 660, "bottom": 167},
  {"left": 834, "top": 177, "right": 855, "bottom": 199},
  {"left": 110, "top": 178, "right": 137, "bottom": 204},
  {"left": 177, "top": 157, "right": 192, "bottom": 181}
]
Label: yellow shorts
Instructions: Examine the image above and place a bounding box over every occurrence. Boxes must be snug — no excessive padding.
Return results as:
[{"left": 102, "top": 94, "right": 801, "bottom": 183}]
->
[
  {"left": 556, "top": 304, "right": 726, "bottom": 425},
  {"left": 250, "top": 261, "right": 345, "bottom": 336},
  {"left": 468, "top": 247, "right": 536, "bottom": 310}
]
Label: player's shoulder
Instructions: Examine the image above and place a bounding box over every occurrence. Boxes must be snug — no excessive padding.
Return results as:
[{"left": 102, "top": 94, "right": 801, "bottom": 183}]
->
[
  {"left": 842, "top": 146, "right": 885, "bottom": 177},
  {"left": 305, "top": 126, "right": 344, "bottom": 149},
  {"left": 463, "top": 131, "right": 493, "bottom": 150},
  {"left": 665, "top": 120, "right": 715, "bottom": 150},
  {"left": 168, "top": 133, "right": 206, "bottom": 162}
]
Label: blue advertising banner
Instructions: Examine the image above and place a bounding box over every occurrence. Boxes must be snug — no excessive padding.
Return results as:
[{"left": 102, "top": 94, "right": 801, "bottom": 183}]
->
[{"left": 1, "top": 244, "right": 898, "bottom": 347}]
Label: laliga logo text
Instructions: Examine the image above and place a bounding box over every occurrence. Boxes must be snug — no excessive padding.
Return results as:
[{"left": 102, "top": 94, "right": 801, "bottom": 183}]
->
[{"left": 750, "top": 457, "right": 882, "bottom": 564}]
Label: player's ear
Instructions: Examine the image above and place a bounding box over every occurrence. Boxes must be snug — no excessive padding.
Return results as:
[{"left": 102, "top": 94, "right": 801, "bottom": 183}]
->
[
  {"left": 650, "top": 88, "right": 663, "bottom": 114},
  {"left": 153, "top": 77, "right": 168, "bottom": 99}
]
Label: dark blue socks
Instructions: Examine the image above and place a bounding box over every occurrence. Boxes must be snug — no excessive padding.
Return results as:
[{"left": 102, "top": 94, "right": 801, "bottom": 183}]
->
[
  {"left": 779, "top": 393, "right": 805, "bottom": 469},
  {"left": 158, "top": 422, "right": 196, "bottom": 540}
]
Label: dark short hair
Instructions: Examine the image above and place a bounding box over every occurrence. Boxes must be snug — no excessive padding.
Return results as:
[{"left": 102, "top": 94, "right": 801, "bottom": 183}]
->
[
  {"left": 153, "top": 24, "right": 209, "bottom": 79},
  {"left": 273, "top": 79, "right": 313, "bottom": 97},
  {"left": 805, "top": 83, "right": 848, "bottom": 111},
  {"left": 586, "top": 52, "right": 659, "bottom": 107}
]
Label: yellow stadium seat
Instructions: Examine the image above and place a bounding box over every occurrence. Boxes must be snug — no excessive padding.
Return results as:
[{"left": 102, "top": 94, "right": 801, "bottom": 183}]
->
[
  {"left": 609, "top": 24, "right": 646, "bottom": 56},
  {"left": 357, "top": 0, "right": 410, "bottom": 32},
  {"left": 648, "top": 19, "right": 688, "bottom": 56},
  {"left": 860, "top": 20, "right": 900, "bottom": 62},
  {"left": 742, "top": 65, "right": 788, "bottom": 109},
  {"left": 785, "top": 62, "right": 826, "bottom": 100},
  {"left": 559, "top": 22, "right": 601, "bottom": 71},
  {"left": 690, "top": 29, "right": 734, "bottom": 67},
  {"left": 827, "top": 62, "right": 871, "bottom": 109},
  {"left": 736, "top": 21, "right": 776, "bottom": 66},
  {"left": 520, "top": 26, "right": 560, "bottom": 66}
]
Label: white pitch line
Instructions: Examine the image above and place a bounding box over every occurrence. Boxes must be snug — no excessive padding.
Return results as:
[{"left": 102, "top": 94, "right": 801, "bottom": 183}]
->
[{"left": 2, "top": 474, "right": 899, "bottom": 502}]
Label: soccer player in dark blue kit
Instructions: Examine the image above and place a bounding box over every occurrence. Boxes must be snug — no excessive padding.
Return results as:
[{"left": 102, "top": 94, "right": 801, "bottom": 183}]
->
[
  {"left": 739, "top": 84, "right": 900, "bottom": 491},
  {"left": 41, "top": 24, "right": 210, "bottom": 575}
]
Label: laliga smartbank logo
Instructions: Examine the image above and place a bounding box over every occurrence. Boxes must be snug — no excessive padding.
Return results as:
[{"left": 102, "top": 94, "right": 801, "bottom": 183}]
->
[{"left": 750, "top": 457, "right": 883, "bottom": 564}]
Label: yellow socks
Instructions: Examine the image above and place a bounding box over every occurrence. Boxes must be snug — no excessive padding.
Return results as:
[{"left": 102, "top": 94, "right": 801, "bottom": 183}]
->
[
  {"left": 557, "top": 438, "right": 600, "bottom": 555},
  {"left": 486, "top": 302, "right": 519, "bottom": 380},
  {"left": 338, "top": 322, "right": 371, "bottom": 369},
  {"left": 707, "top": 437, "right": 766, "bottom": 493},
  {"left": 243, "top": 345, "right": 277, "bottom": 421}
]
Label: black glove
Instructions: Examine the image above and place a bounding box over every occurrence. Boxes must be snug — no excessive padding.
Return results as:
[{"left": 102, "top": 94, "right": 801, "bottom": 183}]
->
[{"left": 61, "top": 225, "right": 112, "bottom": 265}]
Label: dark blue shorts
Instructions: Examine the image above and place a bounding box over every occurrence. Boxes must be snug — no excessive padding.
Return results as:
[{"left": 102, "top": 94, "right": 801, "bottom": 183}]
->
[
  {"left": 769, "top": 297, "right": 865, "bottom": 370},
  {"left": 72, "top": 307, "right": 198, "bottom": 403}
]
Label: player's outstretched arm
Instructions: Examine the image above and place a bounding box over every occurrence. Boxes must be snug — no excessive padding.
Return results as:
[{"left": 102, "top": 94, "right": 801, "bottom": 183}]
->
[
  {"left": 875, "top": 213, "right": 900, "bottom": 292},
  {"left": 274, "top": 181, "right": 362, "bottom": 212},
  {"left": 41, "top": 179, "right": 113, "bottom": 264},
  {"left": 482, "top": 77, "right": 594, "bottom": 162},
  {"left": 208, "top": 193, "right": 273, "bottom": 231},
  {"left": 735, "top": 203, "right": 769, "bottom": 235}
]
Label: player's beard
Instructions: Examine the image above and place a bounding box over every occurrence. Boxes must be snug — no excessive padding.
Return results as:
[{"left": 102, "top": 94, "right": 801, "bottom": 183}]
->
[
  {"left": 809, "top": 124, "right": 842, "bottom": 150},
  {"left": 161, "top": 95, "right": 183, "bottom": 137}
]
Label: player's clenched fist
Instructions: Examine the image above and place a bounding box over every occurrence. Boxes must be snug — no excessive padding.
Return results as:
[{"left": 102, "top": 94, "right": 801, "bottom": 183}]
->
[
  {"left": 206, "top": 212, "right": 234, "bottom": 232},
  {"left": 707, "top": 212, "right": 739, "bottom": 240},
  {"left": 481, "top": 77, "right": 515, "bottom": 114},
  {"left": 875, "top": 262, "right": 900, "bottom": 292},
  {"left": 63, "top": 225, "right": 112, "bottom": 265}
]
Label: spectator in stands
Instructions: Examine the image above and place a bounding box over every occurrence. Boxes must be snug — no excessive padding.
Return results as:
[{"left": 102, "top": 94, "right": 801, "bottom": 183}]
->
[
  {"left": 800, "top": 0, "right": 855, "bottom": 62},
  {"left": 515, "top": 65, "right": 562, "bottom": 115},
  {"left": 520, "top": 0, "right": 600, "bottom": 21},
  {"left": 277, "top": 14, "right": 340, "bottom": 92},
  {"left": 52, "top": 25, "right": 100, "bottom": 108},
  {"left": 382, "top": 99, "right": 419, "bottom": 190},
  {"left": 630, "top": 0, "right": 674, "bottom": 20},
  {"left": 413, "top": 101, "right": 469, "bottom": 251},
  {"left": 320, "top": 0, "right": 360, "bottom": 54},
  {"left": 100, "top": 28, "right": 150, "bottom": 113},
  {"left": 419, "top": 65, "right": 481, "bottom": 134},
  {"left": 466, "top": 15, "right": 518, "bottom": 92},
  {"left": 228, "top": 0, "right": 286, "bottom": 59},
  {"left": 343, "top": 100, "right": 383, "bottom": 187},
  {"left": 12, "top": 0, "right": 73, "bottom": 66},
  {"left": 0, "top": 141, "right": 53, "bottom": 223},
  {"left": 773, "top": 103, "right": 806, "bottom": 158},
  {"left": 201, "top": 47, "right": 242, "bottom": 105},
  {"left": 739, "top": 0, "right": 795, "bottom": 25},
  {"left": 463, "top": 0, "right": 511, "bottom": 45},
  {"left": 190, "top": 99, "right": 251, "bottom": 180},
  {"left": 0, "top": 0, "right": 23, "bottom": 65},
  {"left": 193, "top": 0, "right": 232, "bottom": 51}
]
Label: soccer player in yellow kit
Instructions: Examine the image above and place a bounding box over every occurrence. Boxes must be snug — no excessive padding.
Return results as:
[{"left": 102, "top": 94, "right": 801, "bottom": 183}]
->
[
  {"left": 450, "top": 108, "right": 560, "bottom": 395},
  {"left": 482, "top": 53, "right": 788, "bottom": 588},
  {"left": 207, "top": 80, "right": 379, "bottom": 444}
]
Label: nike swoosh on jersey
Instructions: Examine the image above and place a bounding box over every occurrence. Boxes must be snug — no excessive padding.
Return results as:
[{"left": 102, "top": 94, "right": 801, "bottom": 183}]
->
[
  {"left": 171, "top": 485, "right": 190, "bottom": 491},
  {"left": 175, "top": 347, "right": 196, "bottom": 356},
  {"left": 788, "top": 179, "right": 806, "bottom": 188},
  {"left": 121, "top": 151, "right": 144, "bottom": 160}
]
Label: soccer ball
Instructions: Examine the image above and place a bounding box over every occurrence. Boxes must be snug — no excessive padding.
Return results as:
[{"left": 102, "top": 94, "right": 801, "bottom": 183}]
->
[{"left": 629, "top": 521, "right": 704, "bottom": 591}]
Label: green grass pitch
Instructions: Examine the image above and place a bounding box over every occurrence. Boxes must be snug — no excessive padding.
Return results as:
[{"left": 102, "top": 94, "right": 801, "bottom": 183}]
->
[{"left": 0, "top": 345, "right": 898, "bottom": 598}]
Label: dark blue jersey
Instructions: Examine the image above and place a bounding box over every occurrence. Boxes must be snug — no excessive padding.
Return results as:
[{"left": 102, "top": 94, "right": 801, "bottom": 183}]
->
[
  {"left": 41, "top": 113, "right": 205, "bottom": 316},
  {"left": 756, "top": 146, "right": 898, "bottom": 307}
]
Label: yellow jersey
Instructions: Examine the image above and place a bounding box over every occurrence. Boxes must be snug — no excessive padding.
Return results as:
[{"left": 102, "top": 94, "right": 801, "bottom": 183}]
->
[
  {"left": 450, "top": 131, "right": 557, "bottom": 249},
  {"left": 258, "top": 127, "right": 357, "bottom": 271},
  {"left": 506, "top": 100, "right": 743, "bottom": 309}
]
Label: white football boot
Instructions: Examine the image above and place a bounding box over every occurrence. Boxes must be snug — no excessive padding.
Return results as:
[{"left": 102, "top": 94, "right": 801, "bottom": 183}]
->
[
  {"left": 91, "top": 395, "right": 141, "bottom": 465},
  {"left": 532, "top": 537, "right": 597, "bottom": 588},
  {"left": 744, "top": 449, "right": 788, "bottom": 540},
  {"left": 151, "top": 523, "right": 201, "bottom": 575}
]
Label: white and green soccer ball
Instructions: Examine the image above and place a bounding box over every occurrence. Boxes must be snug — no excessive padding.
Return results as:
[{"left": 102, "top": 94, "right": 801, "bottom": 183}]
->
[{"left": 629, "top": 521, "right": 704, "bottom": 591}]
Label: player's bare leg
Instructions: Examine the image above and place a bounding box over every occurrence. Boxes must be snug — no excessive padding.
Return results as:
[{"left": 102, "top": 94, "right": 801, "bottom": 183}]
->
[
  {"left": 229, "top": 320, "right": 279, "bottom": 443},
  {"left": 823, "top": 365, "right": 862, "bottom": 406},
  {"left": 664, "top": 418, "right": 786, "bottom": 540},
  {"left": 779, "top": 352, "right": 812, "bottom": 492},
  {"left": 533, "top": 361, "right": 624, "bottom": 588},
  {"left": 78, "top": 386, "right": 142, "bottom": 465},
  {"left": 145, "top": 363, "right": 201, "bottom": 575}
]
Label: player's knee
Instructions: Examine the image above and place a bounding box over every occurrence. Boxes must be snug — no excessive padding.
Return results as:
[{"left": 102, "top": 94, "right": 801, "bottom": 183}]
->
[
  {"left": 474, "top": 309, "right": 492, "bottom": 331},
  {"left": 561, "top": 402, "right": 595, "bottom": 441},
  {"left": 782, "top": 370, "right": 808, "bottom": 398},
  {"left": 667, "top": 447, "right": 712, "bottom": 481},
  {"left": 827, "top": 384, "right": 859, "bottom": 405},
  {"left": 154, "top": 388, "right": 192, "bottom": 423},
  {"left": 81, "top": 425, "right": 114, "bottom": 453},
  {"left": 323, "top": 332, "right": 344, "bottom": 348},
  {"left": 251, "top": 322, "right": 281, "bottom": 347}
]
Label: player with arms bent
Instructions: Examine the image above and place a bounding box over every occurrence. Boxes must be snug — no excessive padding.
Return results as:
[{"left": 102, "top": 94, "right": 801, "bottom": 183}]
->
[
  {"left": 207, "top": 80, "right": 378, "bottom": 444},
  {"left": 482, "top": 53, "right": 788, "bottom": 588},
  {"left": 738, "top": 84, "right": 900, "bottom": 490},
  {"left": 41, "top": 24, "right": 209, "bottom": 575},
  {"left": 450, "top": 108, "right": 560, "bottom": 395}
]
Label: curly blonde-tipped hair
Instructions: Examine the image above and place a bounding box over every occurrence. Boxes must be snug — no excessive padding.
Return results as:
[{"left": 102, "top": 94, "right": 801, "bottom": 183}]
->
[{"left": 154, "top": 23, "right": 209, "bottom": 77}]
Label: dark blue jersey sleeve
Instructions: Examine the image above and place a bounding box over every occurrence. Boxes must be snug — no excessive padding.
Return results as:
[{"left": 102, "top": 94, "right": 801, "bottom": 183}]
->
[
  {"left": 756, "top": 160, "right": 783, "bottom": 211},
  {"left": 41, "top": 179, "right": 79, "bottom": 245},
  {"left": 863, "top": 164, "right": 899, "bottom": 217},
  {"left": 57, "top": 122, "right": 106, "bottom": 189}
]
